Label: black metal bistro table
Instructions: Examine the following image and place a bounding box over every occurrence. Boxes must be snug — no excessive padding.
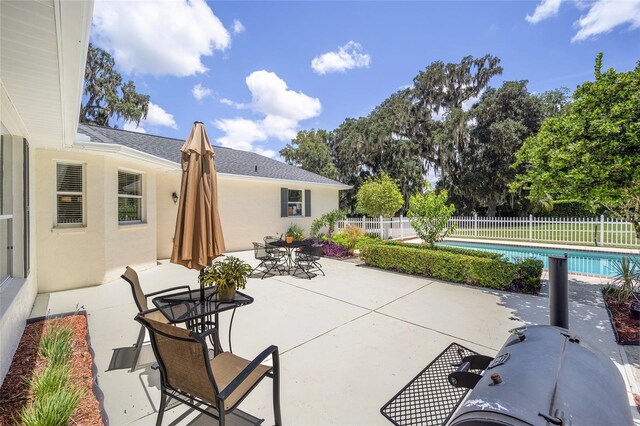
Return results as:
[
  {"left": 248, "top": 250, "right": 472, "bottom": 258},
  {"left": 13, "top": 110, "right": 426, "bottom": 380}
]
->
[
  {"left": 152, "top": 286, "right": 253, "bottom": 356},
  {"left": 268, "top": 240, "right": 311, "bottom": 273}
]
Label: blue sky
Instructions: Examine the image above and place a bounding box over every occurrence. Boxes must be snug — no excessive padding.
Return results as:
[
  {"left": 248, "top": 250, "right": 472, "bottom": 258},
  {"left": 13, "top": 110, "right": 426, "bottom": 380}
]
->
[{"left": 90, "top": 0, "right": 640, "bottom": 158}]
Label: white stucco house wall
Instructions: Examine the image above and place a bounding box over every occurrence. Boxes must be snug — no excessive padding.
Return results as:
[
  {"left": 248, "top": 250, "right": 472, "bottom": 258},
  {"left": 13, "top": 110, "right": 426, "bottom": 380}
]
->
[{"left": 0, "top": 0, "right": 348, "bottom": 384}]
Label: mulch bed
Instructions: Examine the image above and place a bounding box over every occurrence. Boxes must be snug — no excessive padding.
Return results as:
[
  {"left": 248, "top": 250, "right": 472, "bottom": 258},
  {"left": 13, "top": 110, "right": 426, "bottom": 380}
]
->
[
  {"left": 0, "top": 314, "right": 103, "bottom": 425},
  {"left": 602, "top": 291, "right": 640, "bottom": 345}
]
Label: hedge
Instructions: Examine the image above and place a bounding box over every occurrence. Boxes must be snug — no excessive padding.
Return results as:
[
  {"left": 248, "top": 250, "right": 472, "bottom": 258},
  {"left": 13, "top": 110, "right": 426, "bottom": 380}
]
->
[
  {"left": 360, "top": 242, "right": 542, "bottom": 293},
  {"left": 377, "top": 240, "right": 504, "bottom": 260}
]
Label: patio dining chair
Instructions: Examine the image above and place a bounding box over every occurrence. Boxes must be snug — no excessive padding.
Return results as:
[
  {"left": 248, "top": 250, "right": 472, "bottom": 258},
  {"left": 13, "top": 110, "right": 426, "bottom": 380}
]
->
[
  {"left": 292, "top": 244, "right": 325, "bottom": 279},
  {"left": 251, "top": 242, "right": 284, "bottom": 279},
  {"left": 136, "top": 310, "right": 281, "bottom": 426},
  {"left": 121, "top": 266, "right": 191, "bottom": 371},
  {"left": 264, "top": 235, "right": 285, "bottom": 260}
]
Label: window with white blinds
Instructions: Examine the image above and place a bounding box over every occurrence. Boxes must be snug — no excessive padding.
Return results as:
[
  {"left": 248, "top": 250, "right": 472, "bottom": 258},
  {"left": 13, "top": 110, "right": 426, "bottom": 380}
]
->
[
  {"left": 118, "top": 171, "right": 142, "bottom": 223},
  {"left": 56, "top": 163, "right": 84, "bottom": 226}
]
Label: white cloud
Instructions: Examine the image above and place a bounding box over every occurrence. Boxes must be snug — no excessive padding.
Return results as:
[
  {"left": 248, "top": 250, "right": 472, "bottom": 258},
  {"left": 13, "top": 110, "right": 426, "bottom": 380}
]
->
[
  {"left": 232, "top": 19, "right": 245, "bottom": 34},
  {"left": 214, "top": 71, "right": 321, "bottom": 154},
  {"left": 220, "top": 98, "right": 245, "bottom": 109},
  {"left": 311, "top": 41, "right": 371, "bottom": 74},
  {"left": 123, "top": 102, "right": 177, "bottom": 133},
  {"left": 572, "top": 0, "right": 640, "bottom": 41},
  {"left": 92, "top": 0, "right": 230, "bottom": 77},
  {"left": 123, "top": 121, "right": 146, "bottom": 133},
  {"left": 526, "top": 0, "right": 640, "bottom": 41},
  {"left": 526, "top": 0, "right": 563, "bottom": 23},
  {"left": 192, "top": 84, "right": 213, "bottom": 101},
  {"left": 145, "top": 103, "right": 178, "bottom": 129}
]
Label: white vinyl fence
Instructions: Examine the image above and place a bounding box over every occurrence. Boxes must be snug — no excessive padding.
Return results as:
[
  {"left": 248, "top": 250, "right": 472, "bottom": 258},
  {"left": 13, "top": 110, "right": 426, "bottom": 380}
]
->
[
  {"left": 337, "top": 216, "right": 417, "bottom": 241},
  {"left": 337, "top": 215, "right": 639, "bottom": 248}
]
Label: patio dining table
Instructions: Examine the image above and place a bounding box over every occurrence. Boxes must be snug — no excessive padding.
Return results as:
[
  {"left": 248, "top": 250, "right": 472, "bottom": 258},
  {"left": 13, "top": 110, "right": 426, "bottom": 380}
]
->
[
  {"left": 152, "top": 286, "right": 253, "bottom": 356},
  {"left": 268, "top": 239, "right": 311, "bottom": 273}
]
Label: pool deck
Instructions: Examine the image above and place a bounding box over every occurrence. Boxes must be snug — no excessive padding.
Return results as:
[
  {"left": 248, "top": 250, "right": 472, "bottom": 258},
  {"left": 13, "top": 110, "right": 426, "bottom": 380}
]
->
[
  {"left": 29, "top": 251, "right": 639, "bottom": 425},
  {"left": 443, "top": 237, "right": 639, "bottom": 255}
]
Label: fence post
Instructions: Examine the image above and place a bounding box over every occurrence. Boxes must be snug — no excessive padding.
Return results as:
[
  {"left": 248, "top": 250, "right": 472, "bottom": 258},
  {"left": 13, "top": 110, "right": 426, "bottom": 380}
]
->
[
  {"left": 600, "top": 215, "right": 605, "bottom": 246},
  {"left": 379, "top": 215, "right": 384, "bottom": 239},
  {"left": 473, "top": 214, "right": 477, "bottom": 237},
  {"left": 400, "top": 215, "right": 404, "bottom": 240},
  {"left": 529, "top": 214, "right": 533, "bottom": 241},
  {"left": 362, "top": 215, "right": 366, "bottom": 233}
]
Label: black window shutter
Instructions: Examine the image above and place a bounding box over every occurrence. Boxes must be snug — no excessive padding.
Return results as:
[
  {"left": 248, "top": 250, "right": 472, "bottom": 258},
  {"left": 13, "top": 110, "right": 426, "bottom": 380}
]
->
[
  {"left": 305, "top": 189, "right": 311, "bottom": 217},
  {"left": 281, "top": 188, "right": 288, "bottom": 217}
]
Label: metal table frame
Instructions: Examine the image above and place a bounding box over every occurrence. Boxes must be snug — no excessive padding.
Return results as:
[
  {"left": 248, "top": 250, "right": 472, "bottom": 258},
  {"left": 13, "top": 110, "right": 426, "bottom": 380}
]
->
[
  {"left": 152, "top": 286, "right": 253, "bottom": 356},
  {"left": 268, "top": 240, "right": 310, "bottom": 273}
]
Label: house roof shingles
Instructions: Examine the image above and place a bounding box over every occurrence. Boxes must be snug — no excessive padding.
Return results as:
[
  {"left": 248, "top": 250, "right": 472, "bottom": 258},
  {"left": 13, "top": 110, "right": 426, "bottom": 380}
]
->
[{"left": 77, "top": 124, "right": 347, "bottom": 187}]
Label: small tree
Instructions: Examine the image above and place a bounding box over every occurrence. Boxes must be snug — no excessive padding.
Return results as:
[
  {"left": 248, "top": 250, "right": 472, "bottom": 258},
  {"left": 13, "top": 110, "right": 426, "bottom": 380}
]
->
[
  {"left": 407, "top": 183, "right": 456, "bottom": 247},
  {"left": 311, "top": 209, "right": 347, "bottom": 238},
  {"left": 355, "top": 173, "right": 403, "bottom": 218}
]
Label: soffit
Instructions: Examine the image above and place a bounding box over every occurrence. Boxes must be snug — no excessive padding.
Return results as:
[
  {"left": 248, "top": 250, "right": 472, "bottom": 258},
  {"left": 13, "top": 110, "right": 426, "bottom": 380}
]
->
[{"left": 0, "top": 0, "right": 91, "bottom": 149}]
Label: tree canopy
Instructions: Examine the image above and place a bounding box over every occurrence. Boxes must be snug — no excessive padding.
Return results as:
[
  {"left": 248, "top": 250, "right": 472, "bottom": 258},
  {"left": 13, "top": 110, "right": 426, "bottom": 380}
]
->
[
  {"left": 356, "top": 173, "right": 404, "bottom": 218},
  {"left": 280, "top": 129, "right": 339, "bottom": 180},
  {"left": 80, "top": 43, "right": 150, "bottom": 127},
  {"left": 512, "top": 54, "right": 640, "bottom": 235}
]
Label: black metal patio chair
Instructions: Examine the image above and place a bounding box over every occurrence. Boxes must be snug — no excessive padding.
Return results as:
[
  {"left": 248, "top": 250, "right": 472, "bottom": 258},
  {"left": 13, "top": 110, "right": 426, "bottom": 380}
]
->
[
  {"left": 251, "top": 242, "right": 284, "bottom": 279},
  {"left": 121, "top": 266, "right": 191, "bottom": 371},
  {"left": 136, "top": 309, "right": 282, "bottom": 426},
  {"left": 292, "top": 244, "right": 325, "bottom": 279},
  {"left": 264, "top": 235, "right": 285, "bottom": 260}
]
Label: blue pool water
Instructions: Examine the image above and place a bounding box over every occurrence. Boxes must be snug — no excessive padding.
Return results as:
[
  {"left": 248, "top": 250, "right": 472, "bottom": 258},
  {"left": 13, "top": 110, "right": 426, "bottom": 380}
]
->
[{"left": 436, "top": 241, "right": 628, "bottom": 277}]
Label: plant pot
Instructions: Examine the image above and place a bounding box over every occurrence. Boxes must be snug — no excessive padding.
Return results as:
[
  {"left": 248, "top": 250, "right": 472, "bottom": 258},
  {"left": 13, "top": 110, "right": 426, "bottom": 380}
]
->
[
  {"left": 631, "top": 300, "right": 640, "bottom": 320},
  {"left": 218, "top": 285, "right": 236, "bottom": 302},
  {"left": 285, "top": 236, "right": 293, "bottom": 244}
]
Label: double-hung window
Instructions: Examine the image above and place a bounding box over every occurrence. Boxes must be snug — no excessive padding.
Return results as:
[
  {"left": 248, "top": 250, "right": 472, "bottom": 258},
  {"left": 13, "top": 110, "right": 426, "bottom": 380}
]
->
[
  {"left": 287, "top": 189, "right": 303, "bottom": 217},
  {"left": 56, "top": 163, "right": 84, "bottom": 227},
  {"left": 118, "top": 170, "right": 143, "bottom": 223}
]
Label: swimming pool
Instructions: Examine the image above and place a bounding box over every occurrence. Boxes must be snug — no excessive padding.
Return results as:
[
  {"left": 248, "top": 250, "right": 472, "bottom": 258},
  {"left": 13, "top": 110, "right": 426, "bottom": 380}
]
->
[{"left": 436, "top": 241, "right": 630, "bottom": 277}]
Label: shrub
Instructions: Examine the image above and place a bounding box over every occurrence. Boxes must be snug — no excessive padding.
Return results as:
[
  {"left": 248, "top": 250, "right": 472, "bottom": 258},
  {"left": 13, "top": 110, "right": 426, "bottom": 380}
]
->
[
  {"left": 360, "top": 242, "right": 543, "bottom": 293},
  {"left": 355, "top": 235, "right": 381, "bottom": 251},
  {"left": 356, "top": 173, "right": 403, "bottom": 218},
  {"left": 311, "top": 209, "right": 347, "bottom": 238},
  {"left": 407, "top": 183, "right": 456, "bottom": 246},
  {"left": 331, "top": 225, "right": 365, "bottom": 253},
  {"left": 508, "top": 258, "right": 544, "bottom": 294},
  {"left": 360, "top": 243, "right": 514, "bottom": 290},
  {"left": 378, "top": 240, "right": 504, "bottom": 260},
  {"left": 322, "top": 242, "right": 351, "bottom": 258}
]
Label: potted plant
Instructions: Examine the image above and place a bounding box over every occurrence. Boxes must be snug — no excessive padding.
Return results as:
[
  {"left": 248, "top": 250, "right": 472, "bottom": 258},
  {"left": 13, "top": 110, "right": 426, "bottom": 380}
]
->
[
  {"left": 285, "top": 223, "right": 305, "bottom": 243},
  {"left": 202, "top": 256, "right": 253, "bottom": 302}
]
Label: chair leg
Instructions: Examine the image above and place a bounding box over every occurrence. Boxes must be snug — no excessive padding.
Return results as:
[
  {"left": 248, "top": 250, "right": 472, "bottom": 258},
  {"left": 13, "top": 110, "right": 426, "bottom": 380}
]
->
[
  {"left": 273, "top": 350, "right": 282, "bottom": 426},
  {"left": 156, "top": 392, "right": 168, "bottom": 426},
  {"left": 130, "top": 324, "right": 146, "bottom": 372}
]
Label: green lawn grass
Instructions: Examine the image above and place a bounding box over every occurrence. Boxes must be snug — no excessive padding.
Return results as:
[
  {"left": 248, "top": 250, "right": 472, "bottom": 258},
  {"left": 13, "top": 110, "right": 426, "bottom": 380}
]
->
[{"left": 448, "top": 221, "right": 638, "bottom": 248}]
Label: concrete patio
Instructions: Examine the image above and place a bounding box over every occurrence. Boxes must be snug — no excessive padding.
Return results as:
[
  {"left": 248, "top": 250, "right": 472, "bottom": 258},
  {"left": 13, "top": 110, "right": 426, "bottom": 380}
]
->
[{"left": 30, "top": 251, "right": 639, "bottom": 425}]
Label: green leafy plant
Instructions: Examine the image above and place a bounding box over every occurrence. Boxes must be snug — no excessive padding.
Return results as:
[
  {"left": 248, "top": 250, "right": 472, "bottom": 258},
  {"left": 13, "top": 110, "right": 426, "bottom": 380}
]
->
[
  {"left": 39, "top": 325, "right": 73, "bottom": 366},
  {"left": 604, "top": 256, "right": 640, "bottom": 303},
  {"left": 407, "top": 183, "right": 457, "bottom": 247},
  {"left": 310, "top": 209, "right": 347, "bottom": 238},
  {"left": 285, "top": 223, "right": 305, "bottom": 241},
  {"left": 19, "top": 385, "right": 84, "bottom": 426},
  {"left": 356, "top": 173, "right": 404, "bottom": 218},
  {"left": 331, "top": 225, "right": 365, "bottom": 253},
  {"left": 18, "top": 322, "right": 84, "bottom": 426},
  {"left": 360, "top": 242, "right": 542, "bottom": 293},
  {"left": 202, "top": 256, "right": 253, "bottom": 292},
  {"left": 354, "top": 235, "right": 381, "bottom": 251}
]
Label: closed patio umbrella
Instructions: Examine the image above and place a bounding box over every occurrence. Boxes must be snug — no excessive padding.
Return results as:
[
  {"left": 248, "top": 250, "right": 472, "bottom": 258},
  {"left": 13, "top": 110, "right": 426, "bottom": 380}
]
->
[{"left": 171, "top": 121, "right": 225, "bottom": 283}]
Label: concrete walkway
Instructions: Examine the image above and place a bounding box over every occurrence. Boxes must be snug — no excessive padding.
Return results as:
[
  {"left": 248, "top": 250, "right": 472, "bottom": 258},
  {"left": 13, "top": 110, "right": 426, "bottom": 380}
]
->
[{"left": 30, "top": 251, "right": 639, "bottom": 425}]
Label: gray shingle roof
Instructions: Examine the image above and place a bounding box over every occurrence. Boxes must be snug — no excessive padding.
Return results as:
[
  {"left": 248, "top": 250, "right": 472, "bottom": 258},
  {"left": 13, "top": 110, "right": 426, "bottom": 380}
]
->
[{"left": 77, "top": 124, "right": 347, "bottom": 187}]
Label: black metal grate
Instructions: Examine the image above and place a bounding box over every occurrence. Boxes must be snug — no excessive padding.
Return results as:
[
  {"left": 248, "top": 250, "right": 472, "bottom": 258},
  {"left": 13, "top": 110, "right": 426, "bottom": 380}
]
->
[{"left": 381, "top": 343, "right": 479, "bottom": 426}]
